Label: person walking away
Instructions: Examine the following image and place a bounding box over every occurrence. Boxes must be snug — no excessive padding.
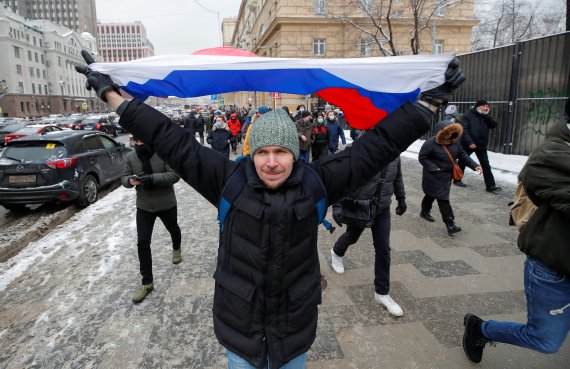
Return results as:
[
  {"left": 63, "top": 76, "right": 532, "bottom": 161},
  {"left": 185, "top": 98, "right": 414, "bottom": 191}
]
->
[
  {"left": 326, "top": 111, "right": 346, "bottom": 153},
  {"left": 207, "top": 115, "right": 235, "bottom": 159},
  {"left": 463, "top": 101, "right": 570, "bottom": 364},
  {"left": 194, "top": 109, "right": 206, "bottom": 145},
  {"left": 331, "top": 155, "right": 408, "bottom": 317},
  {"left": 184, "top": 109, "right": 197, "bottom": 133},
  {"left": 311, "top": 113, "right": 329, "bottom": 161},
  {"left": 227, "top": 112, "right": 241, "bottom": 155},
  {"left": 454, "top": 99, "right": 500, "bottom": 192},
  {"left": 121, "top": 137, "right": 182, "bottom": 304},
  {"left": 76, "top": 50, "right": 464, "bottom": 369},
  {"left": 418, "top": 119, "right": 482, "bottom": 235},
  {"left": 296, "top": 110, "right": 313, "bottom": 163}
]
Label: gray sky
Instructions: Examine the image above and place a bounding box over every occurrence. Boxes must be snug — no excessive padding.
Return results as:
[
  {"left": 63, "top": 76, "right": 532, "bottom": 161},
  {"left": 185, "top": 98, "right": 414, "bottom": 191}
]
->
[{"left": 95, "top": 0, "right": 242, "bottom": 55}]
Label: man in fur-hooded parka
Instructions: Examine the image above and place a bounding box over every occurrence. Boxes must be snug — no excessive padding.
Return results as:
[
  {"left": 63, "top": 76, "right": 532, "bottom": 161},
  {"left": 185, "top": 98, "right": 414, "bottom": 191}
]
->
[{"left": 419, "top": 120, "right": 479, "bottom": 200}]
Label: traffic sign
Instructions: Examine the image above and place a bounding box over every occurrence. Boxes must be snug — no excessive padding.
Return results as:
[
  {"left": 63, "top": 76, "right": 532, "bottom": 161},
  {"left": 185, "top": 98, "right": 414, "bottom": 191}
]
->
[
  {"left": 81, "top": 102, "right": 88, "bottom": 110},
  {"left": 270, "top": 92, "right": 281, "bottom": 99},
  {"left": 219, "top": 97, "right": 225, "bottom": 105},
  {"left": 211, "top": 94, "right": 218, "bottom": 101}
]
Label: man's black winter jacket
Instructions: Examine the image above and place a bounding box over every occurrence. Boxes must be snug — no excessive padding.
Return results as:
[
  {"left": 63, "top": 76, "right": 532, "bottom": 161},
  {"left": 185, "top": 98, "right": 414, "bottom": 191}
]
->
[{"left": 117, "top": 100, "right": 430, "bottom": 369}]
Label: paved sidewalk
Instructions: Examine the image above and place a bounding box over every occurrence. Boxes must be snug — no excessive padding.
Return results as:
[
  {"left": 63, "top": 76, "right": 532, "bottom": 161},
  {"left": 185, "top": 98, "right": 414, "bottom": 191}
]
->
[{"left": 0, "top": 156, "right": 568, "bottom": 369}]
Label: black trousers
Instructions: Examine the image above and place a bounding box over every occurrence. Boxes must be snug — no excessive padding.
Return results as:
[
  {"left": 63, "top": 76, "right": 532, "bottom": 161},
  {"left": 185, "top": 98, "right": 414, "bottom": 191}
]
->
[
  {"left": 136, "top": 206, "right": 181, "bottom": 285},
  {"left": 333, "top": 207, "right": 391, "bottom": 295},
  {"left": 459, "top": 147, "right": 495, "bottom": 188},
  {"left": 311, "top": 144, "right": 328, "bottom": 161},
  {"left": 421, "top": 195, "right": 454, "bottom": 222}
]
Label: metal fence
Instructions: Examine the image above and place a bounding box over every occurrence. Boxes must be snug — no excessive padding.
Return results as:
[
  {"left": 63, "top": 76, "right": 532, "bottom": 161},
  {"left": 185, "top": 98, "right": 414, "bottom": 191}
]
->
[{"left": 436, "top": 31, "right": 570, "bottom": 156}]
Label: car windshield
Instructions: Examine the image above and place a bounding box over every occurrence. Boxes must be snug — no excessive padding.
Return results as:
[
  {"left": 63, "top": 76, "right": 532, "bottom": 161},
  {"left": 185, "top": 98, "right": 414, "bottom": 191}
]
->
[
  {"left": 83, "top": 118, "right": 99, "bottom": 124},
  {"left": 1, "top": 142, "right": 67, "bottom": 162}
]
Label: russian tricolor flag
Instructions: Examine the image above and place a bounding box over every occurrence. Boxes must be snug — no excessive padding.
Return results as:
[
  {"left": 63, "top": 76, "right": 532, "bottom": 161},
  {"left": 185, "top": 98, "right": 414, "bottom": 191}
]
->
[{"left": 90, "top": 47, "right": 454, "bottom": 130}]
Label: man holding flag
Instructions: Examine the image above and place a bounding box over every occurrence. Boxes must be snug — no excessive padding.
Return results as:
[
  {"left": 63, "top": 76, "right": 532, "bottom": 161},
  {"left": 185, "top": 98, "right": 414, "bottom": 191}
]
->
[{"left": 76, "top": 51, "right": 464, "bottom": 369}]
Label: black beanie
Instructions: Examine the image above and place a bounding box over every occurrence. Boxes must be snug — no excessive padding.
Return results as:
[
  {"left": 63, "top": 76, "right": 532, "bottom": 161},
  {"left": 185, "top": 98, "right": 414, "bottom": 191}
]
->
[
  {"left": 474, "top": 99, "right": 488, "bottom": 108},
  {"left": 301, "top": 110, "right": 311, "bottom": 118}
]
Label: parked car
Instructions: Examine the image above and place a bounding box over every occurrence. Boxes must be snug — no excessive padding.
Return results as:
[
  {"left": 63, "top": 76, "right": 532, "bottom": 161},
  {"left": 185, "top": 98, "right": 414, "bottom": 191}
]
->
[
  {"left": 0, "top": 130, "right": 131, "bottom": 210},
  {"left": 68, "top": 113, "right": 84, "bottom": 123},
  {"left": 0, "top": 122, "right": 31, "bottom": 147},
  {"left": 81, "top": 116, "right": 117, "bottom": 137},
  {"left": 4, "top": 124, "right": 62, "bottom": 144}
]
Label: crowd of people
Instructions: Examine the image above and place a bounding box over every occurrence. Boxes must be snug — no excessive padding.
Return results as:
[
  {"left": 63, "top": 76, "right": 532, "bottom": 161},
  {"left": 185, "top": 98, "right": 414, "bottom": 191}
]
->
[{"left": 74, "top": 51, "right": 569, "bottom": 369}]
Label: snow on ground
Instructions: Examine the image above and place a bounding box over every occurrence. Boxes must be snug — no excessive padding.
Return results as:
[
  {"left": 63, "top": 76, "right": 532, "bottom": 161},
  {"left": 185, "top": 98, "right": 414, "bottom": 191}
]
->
[{"left": 0, "top": 185, "right": 134, "bottom": 293}]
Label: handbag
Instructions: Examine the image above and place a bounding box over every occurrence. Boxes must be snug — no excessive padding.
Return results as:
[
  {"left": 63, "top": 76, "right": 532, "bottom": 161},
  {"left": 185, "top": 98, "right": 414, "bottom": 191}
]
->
[
  {"left": 441, "top": 145, "right": 464, "bottom": 181},
  {"left": 333, "top": 197, "right": 377, "bottom": 228}
]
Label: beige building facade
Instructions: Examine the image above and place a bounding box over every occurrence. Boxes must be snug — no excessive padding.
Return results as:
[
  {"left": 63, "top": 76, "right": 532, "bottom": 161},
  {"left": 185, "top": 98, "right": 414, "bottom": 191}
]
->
[
  {"left": 97, "top": 21, "right": 155, "bottom": 63},
  {"left": 221, "top": 0, "right": 478, "bottom": 110}
]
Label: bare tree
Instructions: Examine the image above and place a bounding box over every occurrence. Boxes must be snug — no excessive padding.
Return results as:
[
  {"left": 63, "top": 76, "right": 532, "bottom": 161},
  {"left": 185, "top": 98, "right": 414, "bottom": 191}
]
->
[
  {"left": 472, "top": 0, "right": 566, "bottom": 50},
  {"left": 326, "top": 0, "right": 457, "bottom": 56}
]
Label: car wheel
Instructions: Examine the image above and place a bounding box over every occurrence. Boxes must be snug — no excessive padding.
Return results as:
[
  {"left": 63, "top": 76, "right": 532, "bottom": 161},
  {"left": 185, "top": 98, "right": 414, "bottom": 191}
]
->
[
  {"left": 76, "top": 174, "right": 98, "bottom": 208},
  {"left": 2, "top": 204, "right": 28, "bottom": 212}
]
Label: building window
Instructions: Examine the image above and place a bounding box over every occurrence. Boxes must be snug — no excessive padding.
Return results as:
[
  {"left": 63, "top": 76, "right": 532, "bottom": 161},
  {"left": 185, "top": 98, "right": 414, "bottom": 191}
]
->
[
  {"left": 32, "top": 84, "right": 36, "bottom": 94},
  {"left": 314, "top": 0, "right": 325, "bottom": 14},
  {"left": 18, "top": 82, "right": 24, "bottom": 94},
  {"left": 435, "top": 0, "right": 445, "bottom": 16},
  {"left": 41, "top": 54, "right": 45, "bottom": 64},
  {"left": 313, "top": 39, "right": 326, "bottom": 55},
  {"left": 361, "top": 0, "right": 372, "bottom": 12},
  {"left": 35, "top": 52, "right": 39, "bottom": 62},
  {"left": 16, "top": 65, "right": 22, "bottom": 75},
  {"left": 29, "top": 67, "right": 34, "bottom": 77},
  {"left": 28, "top": 50, "right": 32, "bottom": 61},
  {"left": 58, "top": 57, "right": 62, "bottom": 67},
  {"left": 392, "top": 10, "right": 403, "bottom": 17},
  {"left": 14, "top": 46, "right": 21, "bottom": 58},
  {"left": 36, "top": 68, "right": 40, "bottom": 78},
  {"left": 21, "top": 102, "right": 25, "bottom": 111},
  {"left": 43, "top": 70, "right": 46, "bottom": 79},
  {"left": 361, "top": 39, "right": 372, "bottom": 56},
  {"left": 434, "top": 39, "right": 444, "bottom": 54}
]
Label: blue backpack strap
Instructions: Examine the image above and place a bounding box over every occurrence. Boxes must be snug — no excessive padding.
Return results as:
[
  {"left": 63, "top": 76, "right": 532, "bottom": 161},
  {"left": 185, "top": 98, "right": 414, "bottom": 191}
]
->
[{"left": 217, "top": 164, "right": 247, "bottom": 231}]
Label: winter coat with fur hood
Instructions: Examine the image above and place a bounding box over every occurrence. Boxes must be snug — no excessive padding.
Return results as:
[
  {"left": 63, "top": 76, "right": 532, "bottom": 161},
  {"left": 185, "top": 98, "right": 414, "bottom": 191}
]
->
[{"left": 419, "top": 121, "right": 479, "bottom": 200}]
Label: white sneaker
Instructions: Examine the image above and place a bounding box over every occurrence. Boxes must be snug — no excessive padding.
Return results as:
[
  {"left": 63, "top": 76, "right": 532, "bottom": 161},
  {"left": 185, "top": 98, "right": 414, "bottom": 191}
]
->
[
  {"left": 330, "top": 248, "right": 344, "bottom": 274},
  {"left": 374, "top": 293, "right": 404, "bottom": 317}
]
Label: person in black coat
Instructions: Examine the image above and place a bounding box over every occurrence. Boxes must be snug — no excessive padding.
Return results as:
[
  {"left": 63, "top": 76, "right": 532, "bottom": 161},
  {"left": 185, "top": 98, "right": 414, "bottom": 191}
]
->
[
  {"left": 331, "top": 155, "right": 407, "bottom": 317},
  {"left": 184, "top": 110, "right": 197, "bottom": 133},
  {"left": 75, "top": 51, "right": 464, "bottom": 369},
  {"left": 206, "top": 115, "right": 235, "bottom": 159},
  {"left": 455, "top": 99, "right": 500, "bottom": 192},
  {"left": 311, "top": 113, "right": 329, "bottom": 161},
  {"left": 194, "top": 111, "right": 206, "bottom": 145},
  {"left": 419, "top": 120, "right": 482, "bottom": 235}
]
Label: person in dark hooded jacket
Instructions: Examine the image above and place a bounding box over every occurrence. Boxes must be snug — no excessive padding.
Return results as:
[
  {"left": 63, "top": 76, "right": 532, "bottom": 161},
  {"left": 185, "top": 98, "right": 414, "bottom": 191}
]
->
[
  {"left": 330, "top": 154, "right": 408, "bottom": 317},
  {"left": 462, "top": 99, "right": 570, "bottom": 364},
  {"left": 326, "top": 111, "right": 346, "bottom": 153},
  {"left": 418, "top": 120, "right": 482, "bottom": 235},
  {"left": 311, "top": 113, "right": 329, "bottom": 161},
  {"left": 207, "top": 115, "right": 235, "bottom": 158}
]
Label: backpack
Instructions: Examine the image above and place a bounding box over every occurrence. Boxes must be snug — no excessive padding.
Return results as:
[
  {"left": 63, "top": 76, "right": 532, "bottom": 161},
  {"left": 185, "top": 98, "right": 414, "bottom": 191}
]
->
[
  {"left": 508, "top": 181, "right": 538, "bottom": 231},
  {"left": 217, "top": 160, "right": 335, "bottom": 233}
]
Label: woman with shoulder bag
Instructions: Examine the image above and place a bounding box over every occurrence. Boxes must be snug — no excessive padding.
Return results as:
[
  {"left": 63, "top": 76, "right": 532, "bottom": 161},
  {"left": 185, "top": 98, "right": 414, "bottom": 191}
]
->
[
  {"left": 418, "top": 119, "right": 482, "bottom": 235},
  {"left": 331, "top": 151, "right": 408, "bottom": 317}
]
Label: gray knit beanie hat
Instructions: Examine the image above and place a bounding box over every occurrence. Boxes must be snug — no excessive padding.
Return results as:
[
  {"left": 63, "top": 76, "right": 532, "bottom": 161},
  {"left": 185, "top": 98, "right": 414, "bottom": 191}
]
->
[{"left": 250, "top": 109, "right": 299, "bottom": 160}]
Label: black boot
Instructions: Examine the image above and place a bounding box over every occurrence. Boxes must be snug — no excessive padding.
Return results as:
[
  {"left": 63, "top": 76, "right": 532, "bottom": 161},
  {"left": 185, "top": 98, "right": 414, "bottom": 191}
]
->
[
  {"left": 463, "top": 313, "right": 492, "bottom": 363},
  {"left": 445, "top": 218, "right": 462, "bottom": 235},
  {"left": 420, "top": 210, "right": 435, "bottom": 222}
]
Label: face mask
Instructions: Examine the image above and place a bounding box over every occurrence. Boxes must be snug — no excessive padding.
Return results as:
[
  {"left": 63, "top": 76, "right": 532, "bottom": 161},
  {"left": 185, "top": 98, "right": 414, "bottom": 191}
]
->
[
  {"left": 215, "top": 122, "right": 222, "bottom": 128},
  {"left": 317, "top": 117, "right": 324, "bottom": 124},
  {"left": 476, "top": 108, "right": 488, "bottom": 115},
  {"left": 299, "top": 107, "right": 305, "bottom": 112},
  {"left": 231, "top": 117, "right": 236, "bottom": 120},
  {"left": 328, "top": 115, "right": 335, "bottom": 121}
]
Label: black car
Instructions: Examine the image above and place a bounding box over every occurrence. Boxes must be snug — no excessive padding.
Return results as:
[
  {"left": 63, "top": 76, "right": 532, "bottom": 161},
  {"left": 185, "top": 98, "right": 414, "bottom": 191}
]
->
[
  {"left": 81, "top": 116, "right": 118, "bottom": 137},
  {"left": 0, "top": 130, "right": 131, "bottom": 210}
]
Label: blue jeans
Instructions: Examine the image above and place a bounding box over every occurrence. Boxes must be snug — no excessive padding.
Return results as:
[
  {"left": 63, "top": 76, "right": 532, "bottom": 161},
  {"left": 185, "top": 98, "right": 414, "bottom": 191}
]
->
[
  {"left": 227, "top": 350, "right": 307, "bottom": 369},
  {"left": 299, "top": 149, "right": 310, "bottom": 163},
  {"left": 482, "top": 257, "right": 570, "bottom": 353}
]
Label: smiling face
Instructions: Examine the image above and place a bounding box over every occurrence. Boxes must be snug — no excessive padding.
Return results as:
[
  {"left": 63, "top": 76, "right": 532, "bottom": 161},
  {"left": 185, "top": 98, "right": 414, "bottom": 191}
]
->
[{"left": 253, "top": 145, "right": 294, "bottom": 189}]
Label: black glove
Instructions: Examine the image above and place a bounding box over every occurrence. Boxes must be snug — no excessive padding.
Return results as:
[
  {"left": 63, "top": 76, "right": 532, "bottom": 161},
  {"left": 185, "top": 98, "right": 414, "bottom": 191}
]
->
[
  {"left": 419, "top": 57, "right": 465, "bottom": 107},
  {"left": 75, "top": 50, "right": 120, "bottom": 103},
  {"left": 137, "top": 175, "right": 153, "bottom": 187},
  {"left": 395, "top": 198, "right": 407, "bottom": 216}
]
